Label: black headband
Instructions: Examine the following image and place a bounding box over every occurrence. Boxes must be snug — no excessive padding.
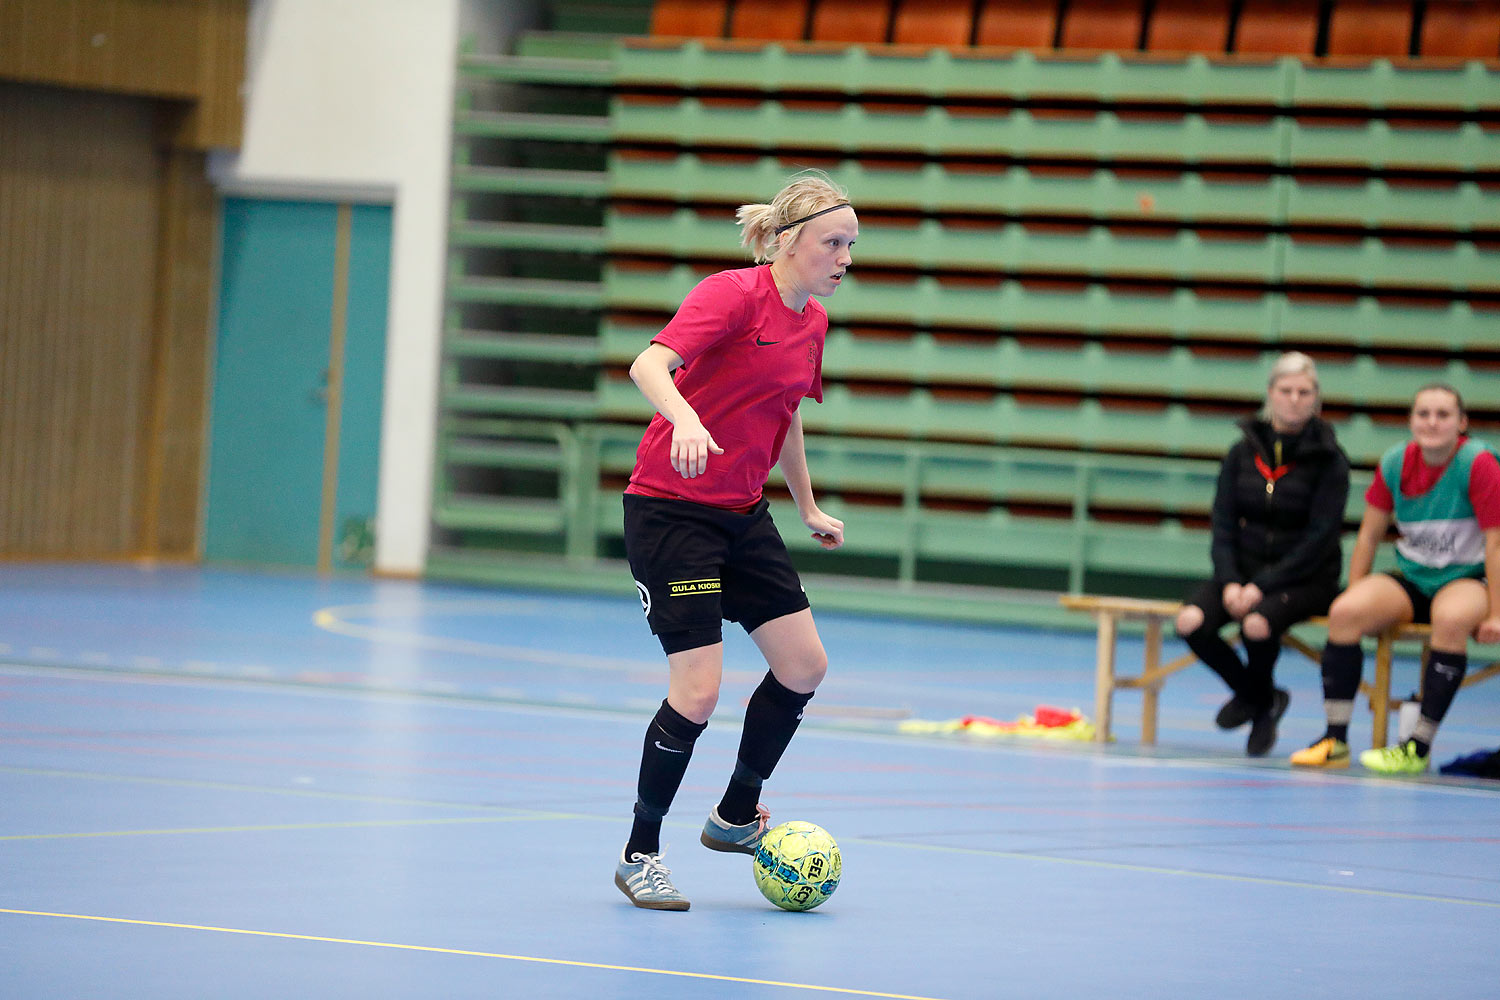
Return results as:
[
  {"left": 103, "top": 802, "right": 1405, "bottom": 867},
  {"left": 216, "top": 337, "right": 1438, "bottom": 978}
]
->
[{"left": 774, "top": 202, "right": 851, "bottom": 234}]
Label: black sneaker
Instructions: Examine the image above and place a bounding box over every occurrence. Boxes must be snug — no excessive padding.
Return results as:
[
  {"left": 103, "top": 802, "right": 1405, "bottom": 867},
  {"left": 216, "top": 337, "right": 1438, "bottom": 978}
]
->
[
  {"left": 1246, "top": 688, "right": 1290, "bottom": 757},
  {"left": 1215, "top": 694, "right": 1254, "bottom": 730}
]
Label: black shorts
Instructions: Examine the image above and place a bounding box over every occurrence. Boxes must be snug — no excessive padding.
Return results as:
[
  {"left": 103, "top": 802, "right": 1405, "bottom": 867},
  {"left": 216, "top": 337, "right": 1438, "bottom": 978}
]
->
[
  {"left": 1384, "top": 573, "right": 1436, "bottom": 624},
  {"left": 1185, "top": 577, "right": 1339, "bottom": 637},
  {"left": 623, "top": 493, "right": 810, "bottom": 637},
  {"left": 1384, "top": 570, "right": 1490, "bottom": 624}
]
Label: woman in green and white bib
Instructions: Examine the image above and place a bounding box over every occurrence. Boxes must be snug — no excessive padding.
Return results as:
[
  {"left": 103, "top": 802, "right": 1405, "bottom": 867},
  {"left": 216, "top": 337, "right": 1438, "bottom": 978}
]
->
[{"left": 1291, "top": 384, "right": 1500, "bottom": 775}]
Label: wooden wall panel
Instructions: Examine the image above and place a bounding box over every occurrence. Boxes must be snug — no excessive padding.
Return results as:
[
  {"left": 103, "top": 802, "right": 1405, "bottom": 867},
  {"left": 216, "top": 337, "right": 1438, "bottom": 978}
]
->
[
  {"left": 142, "top": 149, "right": 217, "bottom": 557},
  {"left": 0, "top": 0, "right": 246, "bottom": 150},
  {"left": 176, "top": 0, "right": 247, "bottom": 150},
  {"left": 0, "top": 0, "right": 201, "bottom": 98},
  {"left": 0, "top": 81, "right": 213, "bottom": 558}
]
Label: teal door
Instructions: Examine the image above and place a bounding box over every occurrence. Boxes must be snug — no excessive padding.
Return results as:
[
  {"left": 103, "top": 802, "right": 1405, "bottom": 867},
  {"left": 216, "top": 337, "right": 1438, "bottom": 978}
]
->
[{"left": 204, "top": 198, "right": 391, "bottom": 569}]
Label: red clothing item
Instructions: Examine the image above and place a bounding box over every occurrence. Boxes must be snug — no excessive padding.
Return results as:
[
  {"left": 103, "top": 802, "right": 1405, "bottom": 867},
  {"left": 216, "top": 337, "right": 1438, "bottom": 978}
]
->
[
  {"left": 1365, "top": 437, "right": 1500, "bottom": 529},
  {"left": 627, "top": 266, "right": 826, "bottom": 510}
]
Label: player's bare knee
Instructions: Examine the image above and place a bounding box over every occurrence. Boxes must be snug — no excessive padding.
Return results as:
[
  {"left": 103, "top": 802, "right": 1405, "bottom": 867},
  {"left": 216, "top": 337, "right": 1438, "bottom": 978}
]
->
[
  {"left": 1430, "top": 614, "right": 1480, "bottom": 652},
  {"left": 774, "top": 647, "right": 827, "bottom": 694},
  {"left": 1325, "top": 594, "right": 1367, "bottom": 643},
  {"left": 674, "top": 687, "right": 719, "bottom": 723},
  {"left": 1430, "top": 586, "right": 1489, "bottom": 649},
  {"left": 1175, "top": 605, "right": 1204, "bottom": 637},
  {"left": 1241, "top": 613, "right": 1271, "bottom": 642},
  {"left": 794, "top": 652, "right": 828, "bottom": 692},
  {"left": 801, "top": 652, "right": 828, "bottom": 691}
]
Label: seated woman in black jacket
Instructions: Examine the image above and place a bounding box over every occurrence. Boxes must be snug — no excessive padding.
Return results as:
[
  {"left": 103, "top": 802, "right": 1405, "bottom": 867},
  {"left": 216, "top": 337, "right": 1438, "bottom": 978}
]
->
[{"left": 1175, "top": 352, "right": 1351, "bottom": 756}]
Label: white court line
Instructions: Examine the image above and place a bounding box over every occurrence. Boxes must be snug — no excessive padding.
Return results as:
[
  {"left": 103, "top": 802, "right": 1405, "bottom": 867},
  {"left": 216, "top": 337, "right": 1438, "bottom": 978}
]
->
[{"left": 6, "top": 658, "right": 1500, "bottom": 802}]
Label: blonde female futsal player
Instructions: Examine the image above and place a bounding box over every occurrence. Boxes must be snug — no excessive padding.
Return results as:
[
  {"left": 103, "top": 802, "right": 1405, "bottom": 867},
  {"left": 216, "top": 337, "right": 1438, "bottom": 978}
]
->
[{"left": 613, "top": 172, "right": 857, "bottom": 910}]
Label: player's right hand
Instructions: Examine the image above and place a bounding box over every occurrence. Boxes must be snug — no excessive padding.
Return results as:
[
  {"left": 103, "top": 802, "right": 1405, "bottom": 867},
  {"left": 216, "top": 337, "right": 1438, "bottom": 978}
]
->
[{"left": 670, "top": 420, "right": 723, "bottom": 479}]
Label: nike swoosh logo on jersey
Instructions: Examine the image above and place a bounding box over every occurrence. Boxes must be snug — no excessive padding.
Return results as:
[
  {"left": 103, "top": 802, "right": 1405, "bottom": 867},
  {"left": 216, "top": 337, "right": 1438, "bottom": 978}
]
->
[
  {"left": 755, "top": 336, "right": 780, "bottom": 346},
  {"left": 654, "top": 740, "right": 686, "bottom": 753}
]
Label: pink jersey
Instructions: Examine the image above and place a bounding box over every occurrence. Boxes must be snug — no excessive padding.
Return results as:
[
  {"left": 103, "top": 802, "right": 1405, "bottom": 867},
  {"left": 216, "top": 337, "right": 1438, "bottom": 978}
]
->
[
  {"left": 1366, "top": 437, "right": 1500, "bottom": 529},
  {"left": 627, "top": 265, "right": 826, "bottom": 509}
]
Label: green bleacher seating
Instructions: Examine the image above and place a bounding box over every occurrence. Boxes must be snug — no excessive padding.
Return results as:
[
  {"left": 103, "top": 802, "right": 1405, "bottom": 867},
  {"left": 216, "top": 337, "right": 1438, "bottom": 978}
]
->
[
  {"left": 434, "top": 31, "right": 1500, "bottom": 617},
  {"left": 514, "top": 31, "right": 623, "bottom": 61},
  {"left": 617, "top": 39, "right": 1500, "bottom": 111},
  {"left": 616, "top": 42, "right": 1293, "bottom": 104},
  {"left": 1283, "top": 178, "right": 1500, "bottom": 233},
  {"left": 603, "top": 265, "right": 1287, "bottom": 340},
  {"left": 1279, "top": 236, "right": 1500, "bottom": 293},
  {"left": 446, "top": 329, "right": 603, "bottom": 365},
  {"left": 453, "top": 164, "right": 611, "bottom": 198},
  {"left": 448, "top": 274, "right": 606, "bottom": 308},
  {"left": 1289, "top": 59, "right": 1500, "bottom": 112},
  {"left": 612, "top": 99, "right": 1291, "bottom": 163},
  {"left": 455, "top": 106, "right": 611, "bottom": 143},
  {"left": 451, "top": 220, "right": 608, "bottom": 254},
  {"left": 1286, "top": 120, "right": 1500, "bottom": 172},
  {"left": 1274, "top": 296, "right": 1494, "bottom": 352},
  {"left": 605, "top": 208, "right": 1282, "bottom": 282},
  {"left": 610, "top": 154, "right": 1289, "bottom": 224},
  {"left": 599, "top": 319, "right": 1487, "bottom": 415},
  {"left": 458, "top": 52, "right": 615, "bottom": 87},
  {"left": 443, "top": 380, "right": 602, "bottom": 420}
]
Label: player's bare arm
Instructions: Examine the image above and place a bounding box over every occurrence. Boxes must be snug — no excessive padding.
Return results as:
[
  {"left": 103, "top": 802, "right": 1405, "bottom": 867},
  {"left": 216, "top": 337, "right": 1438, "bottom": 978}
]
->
[
  {"left": 629, "top": 342, "right": 723, "bottom": 479},
  {"left": 778, "top": 411, "right": 843, "bottom": 549}
]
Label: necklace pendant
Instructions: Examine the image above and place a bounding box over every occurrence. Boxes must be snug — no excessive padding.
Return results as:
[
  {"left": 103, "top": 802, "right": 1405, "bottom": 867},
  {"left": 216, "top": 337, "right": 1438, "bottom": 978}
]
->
[{"left": 1266, "top": 481, "right": 1274, "bottom": 496}]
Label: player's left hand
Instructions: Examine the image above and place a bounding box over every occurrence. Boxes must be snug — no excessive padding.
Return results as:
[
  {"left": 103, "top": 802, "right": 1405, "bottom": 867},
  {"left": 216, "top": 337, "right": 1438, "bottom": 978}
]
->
[
  {"left": 801, "top": 508, "right": 845, "bottom": 550},
  {"left": 1475, "top": 614, "right": 1500, "bottom": 645}
]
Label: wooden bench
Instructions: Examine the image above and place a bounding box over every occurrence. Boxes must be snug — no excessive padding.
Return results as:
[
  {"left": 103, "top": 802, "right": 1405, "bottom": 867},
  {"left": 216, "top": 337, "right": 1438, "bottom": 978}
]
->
[{"left": 1059, "top": 593, "right": 1500, "bottom": 748}]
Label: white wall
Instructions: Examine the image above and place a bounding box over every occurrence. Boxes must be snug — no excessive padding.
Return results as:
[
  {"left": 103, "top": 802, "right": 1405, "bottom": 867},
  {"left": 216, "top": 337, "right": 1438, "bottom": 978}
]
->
[{"left": 212, "top": 0, "right": 461, "bottom": 575}]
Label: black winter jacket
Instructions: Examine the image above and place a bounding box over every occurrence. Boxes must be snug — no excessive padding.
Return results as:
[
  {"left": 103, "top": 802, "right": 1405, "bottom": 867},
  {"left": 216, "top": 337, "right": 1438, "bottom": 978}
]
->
[{"left": 1209, "top": 415, "right": 1350, "bottom": 593}]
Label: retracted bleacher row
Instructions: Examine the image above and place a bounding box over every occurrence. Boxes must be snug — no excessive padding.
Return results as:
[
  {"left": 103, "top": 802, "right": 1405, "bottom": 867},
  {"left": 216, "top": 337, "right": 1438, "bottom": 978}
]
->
[
  {"left": 431, "top": 13, "right": 1500, "bottom": 623},
  {"left": 650, "top": 0, "right": 1500, "bottom": 61}
]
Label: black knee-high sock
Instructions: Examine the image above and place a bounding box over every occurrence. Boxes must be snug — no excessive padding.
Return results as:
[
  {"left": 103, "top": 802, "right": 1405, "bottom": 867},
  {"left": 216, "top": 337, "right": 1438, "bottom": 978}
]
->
[
  {"left": 1241, "top": 635, "right": 1282, "bottom": 709},
  {"left": 626, "top": 700, "right": 707, "bottom": 859},
  {"left": 717, "top": 672, "right": 814, "bottom": 825},
  {"left": 1412, "top": 650, "right": 1467, "bottom": 756},
  {"left": 1321, "top": 641, "right": 1364, "bottom": 743},
  {"left": 1182, "top": 627, "right": 1248, "bottom": 696}
]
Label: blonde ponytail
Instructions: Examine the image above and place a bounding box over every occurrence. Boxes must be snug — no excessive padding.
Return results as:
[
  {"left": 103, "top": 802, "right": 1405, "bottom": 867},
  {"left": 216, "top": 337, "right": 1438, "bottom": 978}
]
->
[{"left": 736, "top": 170, "right": 850, "bottom": 263}]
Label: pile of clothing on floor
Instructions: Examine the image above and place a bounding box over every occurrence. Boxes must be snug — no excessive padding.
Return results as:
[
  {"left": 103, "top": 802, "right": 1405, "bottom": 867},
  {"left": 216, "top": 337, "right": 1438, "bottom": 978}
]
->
[
  {"left": 1440, "top": 747, "right": 1500, "bottom": 778},
  {"left": 898, "top": 705, "right": 1096, "bottom": 741}
]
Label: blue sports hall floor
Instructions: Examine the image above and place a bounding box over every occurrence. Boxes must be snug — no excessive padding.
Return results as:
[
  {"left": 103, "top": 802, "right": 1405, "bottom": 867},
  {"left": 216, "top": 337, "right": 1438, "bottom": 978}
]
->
[{"left": 3, "top": 563, "right": 1498, "bottom": 999}]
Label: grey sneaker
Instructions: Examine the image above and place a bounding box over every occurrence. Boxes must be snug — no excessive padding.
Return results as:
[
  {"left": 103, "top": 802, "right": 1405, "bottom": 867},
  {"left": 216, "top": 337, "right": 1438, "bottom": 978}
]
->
[
  {"left": 700, "top": 803, "right": 770, "bottom": 855},
  {"left": 615, "top": 848, "right": 689, "bottom": 911}
]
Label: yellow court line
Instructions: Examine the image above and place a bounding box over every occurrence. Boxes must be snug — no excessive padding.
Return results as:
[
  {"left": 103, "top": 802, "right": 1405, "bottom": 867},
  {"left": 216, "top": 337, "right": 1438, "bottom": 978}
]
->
[
  {"left": 0, "top": 908, "right": 950, "bottom": 1000},
  {"left": 0, "top": 813, "right": 573, "bottom": 842}
]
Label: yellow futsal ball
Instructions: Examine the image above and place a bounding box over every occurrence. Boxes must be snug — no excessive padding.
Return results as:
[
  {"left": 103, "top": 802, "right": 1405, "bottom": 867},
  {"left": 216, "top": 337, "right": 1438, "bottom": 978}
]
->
[{"left": 753, "top": 821, "right": 841, "bottom": 911}]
